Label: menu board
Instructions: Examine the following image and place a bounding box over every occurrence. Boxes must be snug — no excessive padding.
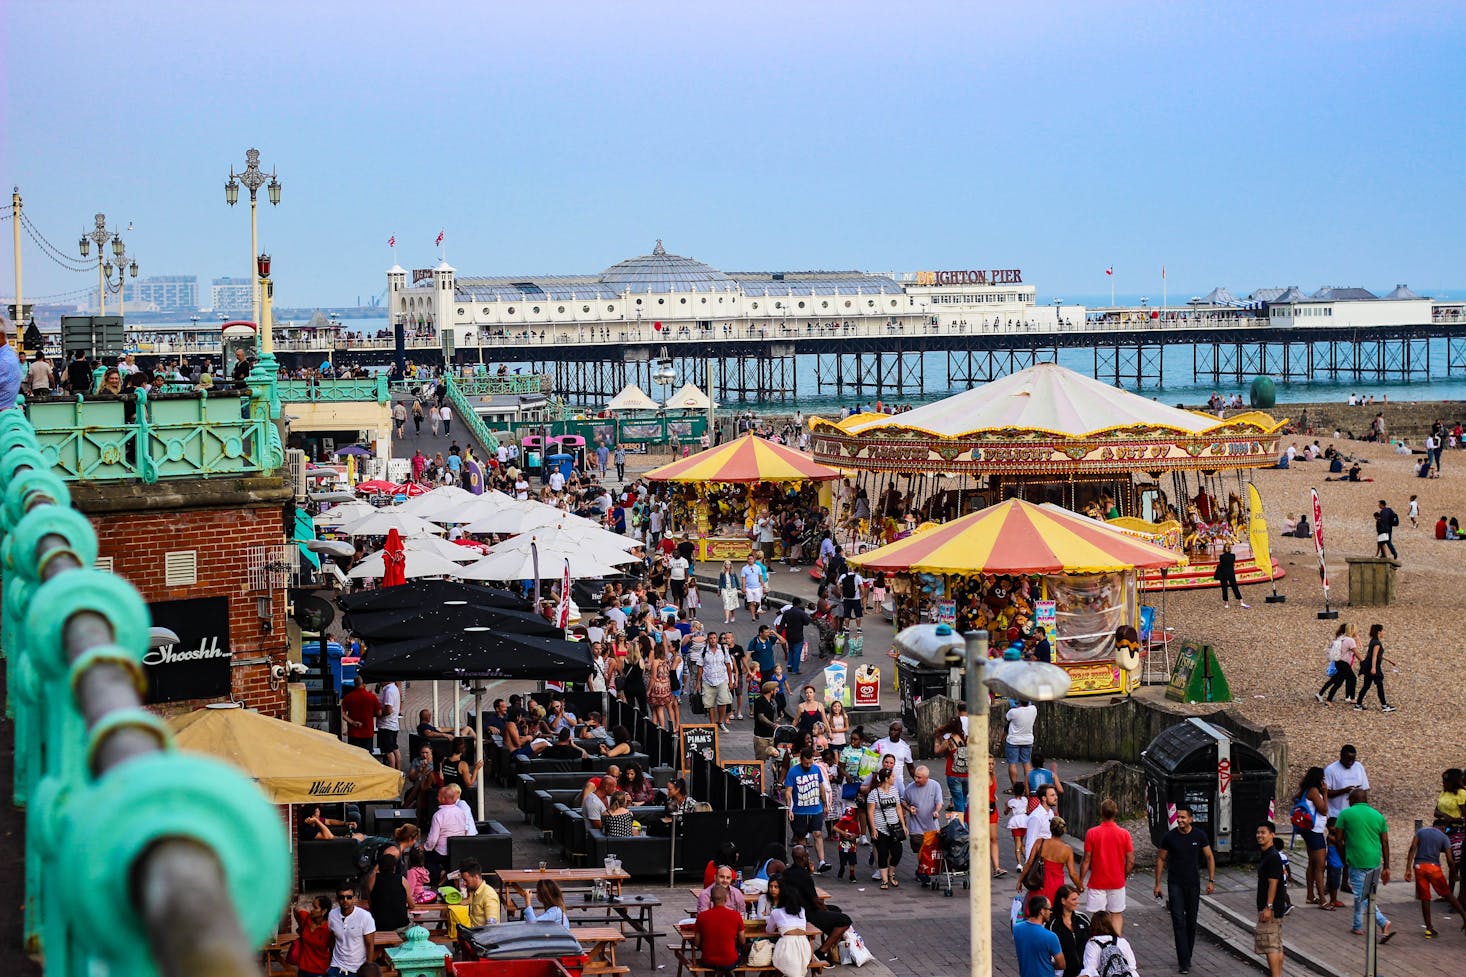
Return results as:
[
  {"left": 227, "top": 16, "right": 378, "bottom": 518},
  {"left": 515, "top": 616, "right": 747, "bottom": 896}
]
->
[{"left": 679, "top": 723, "right": 720, "bottom": 772}]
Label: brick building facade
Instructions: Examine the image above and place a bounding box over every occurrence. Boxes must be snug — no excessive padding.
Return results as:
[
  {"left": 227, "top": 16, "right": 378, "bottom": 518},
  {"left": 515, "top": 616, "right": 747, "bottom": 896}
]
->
[{"left": 73, "top": 476, "right": 294, "bottom": 719}]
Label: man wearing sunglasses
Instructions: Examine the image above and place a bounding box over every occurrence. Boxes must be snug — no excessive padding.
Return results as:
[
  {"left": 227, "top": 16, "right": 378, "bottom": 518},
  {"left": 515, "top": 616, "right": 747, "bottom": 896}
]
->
[{"left": 327, "top": 882, "right": 376, "bottom": 977}]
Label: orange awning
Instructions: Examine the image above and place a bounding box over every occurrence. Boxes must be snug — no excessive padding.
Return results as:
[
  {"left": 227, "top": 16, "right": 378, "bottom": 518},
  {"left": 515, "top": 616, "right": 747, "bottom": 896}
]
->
[{"left": 644, "top": 433, "right": 840, "bottom": 484}]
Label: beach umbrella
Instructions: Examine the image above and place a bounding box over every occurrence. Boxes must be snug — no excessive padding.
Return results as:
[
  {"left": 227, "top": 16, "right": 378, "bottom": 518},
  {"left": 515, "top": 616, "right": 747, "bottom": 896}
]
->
[
  {"left": 341, "top": 507, "right": 447, "bottom": 538},
  {"left": 392, "top": 481, "right": 431, "bottom": 498},
  {"left": 334, "top": 444, "right": 372, "bottom": 458},
  {"left": 356, "top": 627, "right": 594, "bottom": 682},
  {"left": 458, "top": 535, "right": 634, "bottom": 581},
  {"left": 380, "top": 528, "right": 408, "bottom": 587},
  {"left": 397, "top": 485, "right": 478, "bottom": 518},
  {"left": 401, "top": 534, "right": 484, "bottom": 562},
  {"left": 344, "top": 600, "right": 562, "bottom": 642},
  {"left": 462, "top": 500, "right": 597, "bottom": 536},
  {"left": 348, "top": 548, "right": 464, "bottom": 580},
  {"left": 337, "top": 579, "right": 525, "bottom": 614},
  {"left": 312, "top": 500, "right": 376, "bottom": 527},
  {"left": 355, "top": 479, "right": 399, "bottom": 495}
]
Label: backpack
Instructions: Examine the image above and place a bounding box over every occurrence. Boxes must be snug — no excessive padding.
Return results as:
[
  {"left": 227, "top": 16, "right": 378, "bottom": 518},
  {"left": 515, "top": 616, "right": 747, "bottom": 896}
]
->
[
  {"left": 1290, "top": 799, "right": 1313, "bottom": 833},
  {"left": 1091, "top": 936, "right": 1134, "bottom": 977},
  {"left": 1326, "top": 637, "right": 1345, "bottom": 663},
  {"left": 841, "top": 573, "right": 858, "bottom": 600}
]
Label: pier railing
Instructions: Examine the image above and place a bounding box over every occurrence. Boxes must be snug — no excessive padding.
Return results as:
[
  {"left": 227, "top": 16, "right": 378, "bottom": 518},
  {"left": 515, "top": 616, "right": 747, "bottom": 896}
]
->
[
  {"left": 443, "top": 374, "right": 501, "bottom": 454},
  {"left": 0, "top": 408, "right": 288, "bottom": 976},
  {"left": 22, "top": 390, "right": 274, "bottom": 483}
]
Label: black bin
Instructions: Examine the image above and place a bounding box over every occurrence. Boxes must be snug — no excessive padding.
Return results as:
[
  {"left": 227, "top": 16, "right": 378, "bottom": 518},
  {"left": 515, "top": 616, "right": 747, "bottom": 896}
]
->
[
  {"left": 1142, "top": 718, "right": 1276, "bottom": 864},
  {"left": 895, "top": 655, "right": 956, "bottom": 730}
]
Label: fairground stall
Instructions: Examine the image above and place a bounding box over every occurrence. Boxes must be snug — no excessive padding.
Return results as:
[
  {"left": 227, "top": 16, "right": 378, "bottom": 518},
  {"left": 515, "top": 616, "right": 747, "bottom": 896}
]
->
[
  {"left": 644, "top": 432, "right": 840, "bottom": 561},
  {"left": 852, "top": 498, "right": 1186, "bottom": 695},
  {"left": 810, "top": 362, "right": 1285, "bottom": 589}
]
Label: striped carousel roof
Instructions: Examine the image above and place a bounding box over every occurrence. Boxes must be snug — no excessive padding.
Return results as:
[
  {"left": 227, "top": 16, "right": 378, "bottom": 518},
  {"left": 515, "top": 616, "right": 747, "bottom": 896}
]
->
[
  {"left": 850, "top": 498, "right": 1187, "bottom": 576},
  {"left": 643, "top": 433, "right": 840, "bottom": 484}
]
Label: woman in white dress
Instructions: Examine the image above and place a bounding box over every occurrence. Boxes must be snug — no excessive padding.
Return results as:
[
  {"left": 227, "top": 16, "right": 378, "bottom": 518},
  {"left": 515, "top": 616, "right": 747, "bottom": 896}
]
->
[
  {"left": 764, "top": 878, "right": 812, "bottom": 977},
  {"left": 718, "top": 560, "right": 741, "bottom": 624}
]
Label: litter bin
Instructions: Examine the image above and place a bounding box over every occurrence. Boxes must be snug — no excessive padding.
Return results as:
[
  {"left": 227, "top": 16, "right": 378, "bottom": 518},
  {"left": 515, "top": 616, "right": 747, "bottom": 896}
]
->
[
  {"left": 895, "top": 655, "right": 958, "bottom": 729},
  {"left": 1142, "top": 718, "right": 1276, "bottom": 864},
  {"left": 546, "top": 452, "right": 574, "bottom": 481}
]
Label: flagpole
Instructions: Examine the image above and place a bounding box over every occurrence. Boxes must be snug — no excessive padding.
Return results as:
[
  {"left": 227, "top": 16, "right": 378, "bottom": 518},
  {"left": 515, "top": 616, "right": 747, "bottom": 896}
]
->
[{"left": 1162, "top": 265, "right": 1167, "bottom": 312}]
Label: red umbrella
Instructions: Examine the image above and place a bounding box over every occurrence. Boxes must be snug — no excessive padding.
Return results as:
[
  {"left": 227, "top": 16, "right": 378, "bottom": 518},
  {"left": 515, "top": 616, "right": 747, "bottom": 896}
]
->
[
  {"left": 393, "top": 481, "right": 431, "bottom": 497},
  {"left": 381, "top": 528, "right": 407, "bottom": 588},
  {"left": 356, "top": 479, "right": 399, "bottom": 495}
]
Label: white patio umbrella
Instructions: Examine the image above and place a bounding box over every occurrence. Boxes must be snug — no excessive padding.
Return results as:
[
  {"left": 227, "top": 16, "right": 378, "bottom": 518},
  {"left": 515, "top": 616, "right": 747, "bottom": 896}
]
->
[
  {"left": 312, "top": 500, "right": 377, "bottom": 527},
  {"left": 401, "top": 533, "right": 484, "bottom": 562},
  {"left": 348, "top": 549, "right": 465, "bottom": 579},
  {"left": 461, "top": 499, "right": 581, "bottom": 536},
  {"left": 396, "top": 485, "right": 478, "bottom": 518},
  {"left": 457, "top": 534, "right": 636, "bottom": 581},
  {"left": 430, "top": 489, "right": 522, "bottom": 525},
  {"left": 341, "top": 508, "right": 447, "bottom": 538},
  {"left": 530, "top": 518, "right": 641, "bottom": 554}
]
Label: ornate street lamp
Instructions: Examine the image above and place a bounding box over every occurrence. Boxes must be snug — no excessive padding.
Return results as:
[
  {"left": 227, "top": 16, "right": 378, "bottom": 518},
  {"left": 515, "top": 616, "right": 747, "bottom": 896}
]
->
[
  {"left": 225, "top": 148, "right": 281, "bottom": 327},
  {"left": 79, "top": 213, "right": 121, "bottom": 316}
]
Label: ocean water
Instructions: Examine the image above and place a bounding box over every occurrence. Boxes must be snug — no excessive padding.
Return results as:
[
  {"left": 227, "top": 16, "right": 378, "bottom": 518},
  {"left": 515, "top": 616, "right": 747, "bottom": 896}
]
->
[{"left": 137, "top": 315, "right": 1466, "bottom": 411}]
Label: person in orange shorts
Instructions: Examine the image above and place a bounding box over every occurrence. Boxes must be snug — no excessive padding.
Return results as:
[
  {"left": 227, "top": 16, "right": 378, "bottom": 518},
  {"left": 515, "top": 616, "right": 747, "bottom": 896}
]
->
[{"left": 1405, "top": 816, "right": 1466, "bottom": 938}]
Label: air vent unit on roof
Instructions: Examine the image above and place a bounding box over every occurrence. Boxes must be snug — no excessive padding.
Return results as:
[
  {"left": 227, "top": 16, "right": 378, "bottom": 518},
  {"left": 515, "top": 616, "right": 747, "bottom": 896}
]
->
[
  {"left": 95, "top": 557, "right": 114, "bottom": 573},
  {"left": 164, "top": 550, "right": 198, "bottom": 587}
]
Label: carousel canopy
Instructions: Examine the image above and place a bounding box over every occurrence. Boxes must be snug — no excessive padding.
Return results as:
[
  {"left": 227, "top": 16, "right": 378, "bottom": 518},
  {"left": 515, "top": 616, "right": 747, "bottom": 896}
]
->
[
  {"left": 605, "top": 383, "right": 661, "bottom": 412},
  {"left": 850, "top": 498, "right": 1188, "bottom": 576},
  {"left": 644, "top": 432, "right": 840, "bottom": 484},
  {"left": 809, "top": 362, "right": 1285, "bottom": 477}
]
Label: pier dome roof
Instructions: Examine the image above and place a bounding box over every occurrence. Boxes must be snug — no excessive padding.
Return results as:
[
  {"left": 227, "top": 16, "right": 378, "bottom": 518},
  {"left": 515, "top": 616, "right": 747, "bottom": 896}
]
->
[{"left": 600, "top": 240, "right": 738, "bottom": 293}]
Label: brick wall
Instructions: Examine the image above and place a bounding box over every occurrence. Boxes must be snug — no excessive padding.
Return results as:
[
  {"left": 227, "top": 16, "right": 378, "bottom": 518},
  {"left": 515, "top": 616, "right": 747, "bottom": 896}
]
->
[{"left": 92, "top": 504, "right": 290, "bottom": 718}]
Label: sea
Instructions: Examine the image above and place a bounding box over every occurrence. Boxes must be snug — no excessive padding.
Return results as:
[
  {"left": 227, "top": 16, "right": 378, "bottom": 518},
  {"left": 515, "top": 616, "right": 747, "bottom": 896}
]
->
[{"left": 134, "top": 303, "right": 1466, "bottom": 413}]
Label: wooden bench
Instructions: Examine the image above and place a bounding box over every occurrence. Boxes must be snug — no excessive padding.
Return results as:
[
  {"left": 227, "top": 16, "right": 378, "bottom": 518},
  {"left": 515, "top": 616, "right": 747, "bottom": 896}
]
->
[{"left": 671, "top": 946, "right": 829, "bottom": 977}]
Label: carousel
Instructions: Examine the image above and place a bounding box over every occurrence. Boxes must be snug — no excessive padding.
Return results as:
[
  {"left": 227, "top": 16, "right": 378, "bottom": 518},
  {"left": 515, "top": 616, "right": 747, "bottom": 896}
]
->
[
  {"left": 644, "top": 432, "right": 840, "bottom": 561},
  {"left": 810, "top": 362, "right": 1287, "bottom": 590},
  {"left": 851, "top": 498, "right": 1187, "bottom": 695}
]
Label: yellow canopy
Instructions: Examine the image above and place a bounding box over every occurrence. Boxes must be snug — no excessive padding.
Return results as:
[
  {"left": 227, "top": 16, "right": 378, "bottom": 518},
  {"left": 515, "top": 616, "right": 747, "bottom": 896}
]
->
[
  {"left": 644, "top": 432, "right": 840, "bottom": 483},
  {"left": 169, "top": 702, "right": 404, "bottom": 804}
]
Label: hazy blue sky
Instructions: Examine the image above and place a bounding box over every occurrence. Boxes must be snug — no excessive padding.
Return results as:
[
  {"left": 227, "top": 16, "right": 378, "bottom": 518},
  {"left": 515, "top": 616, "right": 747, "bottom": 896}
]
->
[{"left": 4, "top": 1, "right": 1464, "bottom": 308}]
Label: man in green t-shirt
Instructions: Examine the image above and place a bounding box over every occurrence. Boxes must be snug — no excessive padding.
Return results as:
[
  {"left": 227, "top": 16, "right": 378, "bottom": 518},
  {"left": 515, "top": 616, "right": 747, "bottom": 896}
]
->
[{"left": 1335, "top": 788, "right": 1394, "bottom": 940}]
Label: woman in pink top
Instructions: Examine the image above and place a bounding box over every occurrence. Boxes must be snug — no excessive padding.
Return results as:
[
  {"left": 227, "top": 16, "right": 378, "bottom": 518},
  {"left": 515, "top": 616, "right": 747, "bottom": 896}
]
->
[{"left": 1315, "top": 622, "right": 1358, "bottom": 703}]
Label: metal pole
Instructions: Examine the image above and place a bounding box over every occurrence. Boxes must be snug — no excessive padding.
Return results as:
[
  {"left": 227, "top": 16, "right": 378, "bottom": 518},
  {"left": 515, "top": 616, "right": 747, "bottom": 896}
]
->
[
  {"left": 474, "top": 686, "right": 486, "bottom": 818},
  {"left": 11, "top": 187, "right": 21, "bottom": 355},
  {"left": 964, "top": 629, "right": 991, "bottom": 977},
  {"left": 250, "top": 190, "right": 259, "bottom": 326},
  {"left": 98, "top": 249, "right": 106, "bottom": 317}
]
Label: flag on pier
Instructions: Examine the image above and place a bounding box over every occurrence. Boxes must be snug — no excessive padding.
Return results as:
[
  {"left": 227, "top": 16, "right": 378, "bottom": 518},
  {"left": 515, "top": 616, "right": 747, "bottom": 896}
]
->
[
  {"left": 435, "top": 229, "right": 445, "bottom": 246},
  {"left": 388, "top": 234, "right": 395, "bottom": 248},
  {"left": 1105, "top": 267, "right": 1113, "bottom": 276}
]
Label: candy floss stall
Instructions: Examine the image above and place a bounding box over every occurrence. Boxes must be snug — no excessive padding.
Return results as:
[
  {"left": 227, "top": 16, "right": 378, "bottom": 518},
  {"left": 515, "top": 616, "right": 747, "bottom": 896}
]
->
[
  {"left": 851, "top": 499, "right": 1186, "bottom": 696},
  {"left": 644, "top": 432, "right": 841, "bottom": 561}
]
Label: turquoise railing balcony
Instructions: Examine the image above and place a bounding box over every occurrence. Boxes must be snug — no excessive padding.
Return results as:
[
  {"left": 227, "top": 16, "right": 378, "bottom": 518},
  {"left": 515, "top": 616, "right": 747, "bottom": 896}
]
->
[
  {"left": 23, "top": 390, "right": 272, "bottom": 483},
  {"left": 278, "top": 374, "right": 389, "bottom": 404},
  {"left": 443, "top": 374, "right": 500, "bottom": 453}
]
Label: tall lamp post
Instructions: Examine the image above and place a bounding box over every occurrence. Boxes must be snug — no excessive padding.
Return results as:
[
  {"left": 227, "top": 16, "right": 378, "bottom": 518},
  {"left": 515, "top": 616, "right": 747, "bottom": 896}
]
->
[
  {"left": 107, "top": 246, "right": 140, "bottom": 324},
  {"left": 224, "top": 148, "right": 281, "bottom": 329},
  {"left": 892, "top": 623, "right": 1073, "bottom": 977},
  {"left": 78, "top": 213, "right": 124, "bottom": 317}
]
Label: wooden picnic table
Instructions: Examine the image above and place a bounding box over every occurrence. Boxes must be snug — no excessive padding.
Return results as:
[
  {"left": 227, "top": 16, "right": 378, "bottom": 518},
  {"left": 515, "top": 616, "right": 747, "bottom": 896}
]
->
[
  {"left": 573, "top": 925, "right": 627, "bottom": 975},
  {"left": 261, "top": 932, "right": 296, "bottom": 977},
  {"left": 672, "top": 920, "right": 823, "bottom": 977},
  {"left": 498, "top": 866, "right": 631, "bottom": 908},
  {"left": 685, "top": 885, "right": 832, "bottom": 905},
  {"left": 564, "top": 893, "right": 663, "bottom": 968}
]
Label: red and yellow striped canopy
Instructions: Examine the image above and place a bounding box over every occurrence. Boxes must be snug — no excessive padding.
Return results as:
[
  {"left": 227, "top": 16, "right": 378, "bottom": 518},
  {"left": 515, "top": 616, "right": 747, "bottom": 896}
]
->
[
  {"left": 644, "top": 433, "right": 840, "bottom": 484},
  {"left": 851, "top": 499, "right": 1187, "bottom": 576}
]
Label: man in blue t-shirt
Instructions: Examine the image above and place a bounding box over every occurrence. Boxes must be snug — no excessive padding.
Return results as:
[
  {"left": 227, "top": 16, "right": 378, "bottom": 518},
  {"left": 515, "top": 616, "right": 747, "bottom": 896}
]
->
[
  {"left": 1011, "top": 895, "right": 1064, "bottom": 977},
  {"left": 783, "top": 748, "right": 831, "bottom": 872},
  {"left": 746, "top": 624, "right": 781, "bottom": 679}
]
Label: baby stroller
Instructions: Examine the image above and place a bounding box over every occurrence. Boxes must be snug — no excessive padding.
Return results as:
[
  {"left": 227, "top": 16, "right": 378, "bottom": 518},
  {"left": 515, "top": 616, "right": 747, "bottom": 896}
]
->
[{"left": 929, "top": 810, "right": 970, "bottom": 897}]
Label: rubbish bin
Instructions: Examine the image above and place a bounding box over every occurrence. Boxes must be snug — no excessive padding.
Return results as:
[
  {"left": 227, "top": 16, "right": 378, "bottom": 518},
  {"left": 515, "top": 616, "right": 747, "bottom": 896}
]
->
[
  {"left": 1142, "top": 718, "right": 1276, "bottom": 864},
  {"left": 895, "top": 655, "right": 958, "bottom": 729},
  {"left": 547, "top": 453, "right": 574, "bottom": 481}
]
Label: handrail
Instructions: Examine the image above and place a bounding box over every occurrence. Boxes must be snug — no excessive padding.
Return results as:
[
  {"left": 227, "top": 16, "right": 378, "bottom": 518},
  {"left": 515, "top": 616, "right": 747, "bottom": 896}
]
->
[
  {"left": 278, "top": 375, "right": 390, "bottom": 404},
  {"left": 0, "top": 409, "right": 288, "bottom": 977},
  {"left": 443, "top": 374, "right": 500, "bottom": 454}
]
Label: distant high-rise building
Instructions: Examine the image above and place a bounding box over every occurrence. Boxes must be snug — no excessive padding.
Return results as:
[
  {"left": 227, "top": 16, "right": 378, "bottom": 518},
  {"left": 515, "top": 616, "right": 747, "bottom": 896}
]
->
[
  {"left": 211, "top": 277, "right": 253, "bottom": 318},
  {"left": 135, "top": 275, "right": 199, "bottom": 313}
]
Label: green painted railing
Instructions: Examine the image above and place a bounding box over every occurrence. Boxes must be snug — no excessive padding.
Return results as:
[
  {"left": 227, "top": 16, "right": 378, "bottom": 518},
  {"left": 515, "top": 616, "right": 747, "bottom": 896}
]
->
[
  {"left": 443, "top": 374, "right": 500, "bottom": 453},
  {"left": 278, "top": 375, "right": 389, "bottom": 404},
  {"left": 23, "top": 391, "right": 273, "bottom": 483},
  {"left": 390, "top": 373, "right": 551, "bottom": 397},
  {"left": 0, "top": 409, "right": 288, "bottom": 976}
]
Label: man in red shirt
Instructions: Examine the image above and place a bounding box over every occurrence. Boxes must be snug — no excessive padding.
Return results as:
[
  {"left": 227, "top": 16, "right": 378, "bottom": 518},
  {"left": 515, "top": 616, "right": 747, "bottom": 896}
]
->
[
  {"left": 693, "top": 885, "right": 746, "bottom": 974},
  {"left": 1079, "top": 797, "right": 1136, "bottom": 933},
  {"left": 341, "top": 681, "right": 380, "bottom": 753}
]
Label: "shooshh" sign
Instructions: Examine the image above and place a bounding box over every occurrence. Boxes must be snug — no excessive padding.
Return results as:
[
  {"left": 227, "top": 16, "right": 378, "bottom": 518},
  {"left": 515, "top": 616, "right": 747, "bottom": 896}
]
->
[{"left": 145, "top": 597, "right": 233, "bottom": 704}]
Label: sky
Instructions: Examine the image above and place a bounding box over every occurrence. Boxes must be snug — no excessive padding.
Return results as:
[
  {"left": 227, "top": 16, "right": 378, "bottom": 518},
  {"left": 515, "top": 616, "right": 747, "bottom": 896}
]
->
[{"left": 4, "top": 1, "right": 1465, "bottom": 308}]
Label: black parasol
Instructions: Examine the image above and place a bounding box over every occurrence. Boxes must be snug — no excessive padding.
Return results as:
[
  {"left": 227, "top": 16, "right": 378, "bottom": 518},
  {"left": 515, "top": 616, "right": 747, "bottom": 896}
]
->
[{"left": 355, "top": 626, "right": 594, "bottom": 682}]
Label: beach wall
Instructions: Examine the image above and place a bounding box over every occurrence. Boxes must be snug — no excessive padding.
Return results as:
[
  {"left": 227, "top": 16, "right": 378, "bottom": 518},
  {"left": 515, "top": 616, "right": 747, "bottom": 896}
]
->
[{"left": 1274, "top": 400, "right": 1465, "bottom": 442}]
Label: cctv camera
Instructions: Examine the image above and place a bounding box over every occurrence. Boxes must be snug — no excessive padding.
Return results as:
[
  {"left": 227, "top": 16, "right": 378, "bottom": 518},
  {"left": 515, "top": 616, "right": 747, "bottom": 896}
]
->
[{"left": 270, "top": 664, "right": 287, "bottom": 680}]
